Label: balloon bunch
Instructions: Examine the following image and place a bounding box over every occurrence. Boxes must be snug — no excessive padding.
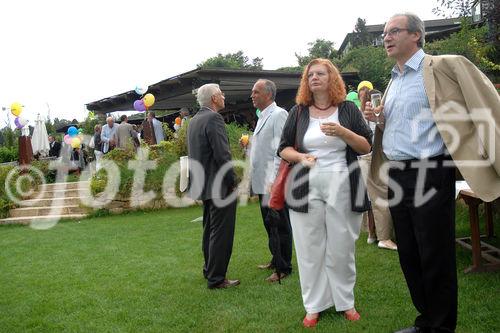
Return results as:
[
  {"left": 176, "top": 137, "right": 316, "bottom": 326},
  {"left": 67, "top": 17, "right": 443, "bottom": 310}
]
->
[
  {"left": 64, "top": 126, "right": 84, "bottom": 149},
  {"left": 133, "top": 85, "right": 155, "bottom": 112},
  {"left": 10, "top": 102, "right": 28, "bottom": 129}
]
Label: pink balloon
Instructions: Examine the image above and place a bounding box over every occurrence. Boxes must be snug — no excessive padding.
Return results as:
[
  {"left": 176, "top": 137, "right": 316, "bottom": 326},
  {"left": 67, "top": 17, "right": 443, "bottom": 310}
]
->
[
  {"left": 64, "top": 134, "right": 72, "bottom": 145},
  {"left": 133, "top": 99, "right": 146, "bottom": 112}
]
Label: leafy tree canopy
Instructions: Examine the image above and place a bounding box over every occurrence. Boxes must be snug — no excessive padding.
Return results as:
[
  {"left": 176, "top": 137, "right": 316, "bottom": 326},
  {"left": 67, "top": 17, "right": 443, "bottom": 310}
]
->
[
  {"left": 425, "top": 20, "right": 500, "bottom": 77},
  {"left": 197, "top": 51, "right": 263, "bottom": 70},
  {"left": 295, "top": 39, "right": 338, "bottom": 67},
  {"left": 432, "top": 0, "right": 473, "bottom": 18},
  {"left": 352, "top": 18, "right": 372, "bottom": 48},
  {"left": 338, "top": 46, "right": 394, "bottom": 92}
]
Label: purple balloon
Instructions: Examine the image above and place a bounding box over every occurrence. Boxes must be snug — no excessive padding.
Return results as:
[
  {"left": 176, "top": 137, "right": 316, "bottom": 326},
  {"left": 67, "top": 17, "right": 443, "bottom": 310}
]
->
[
  {"left": 14, "top": 117, "right": 22, "bottom": 129},
  {"left": 133, "top": 99, "right": 146, "bottom": 112}
]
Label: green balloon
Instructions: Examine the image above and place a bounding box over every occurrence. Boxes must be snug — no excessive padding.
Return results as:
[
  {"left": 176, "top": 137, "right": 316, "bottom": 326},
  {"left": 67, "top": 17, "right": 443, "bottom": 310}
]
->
[
  {"left": 346, "top": 91, "right": 361, "bottom": 108},
  {"left": 256, "top": 109, "right": 261, "bottom": 118}
]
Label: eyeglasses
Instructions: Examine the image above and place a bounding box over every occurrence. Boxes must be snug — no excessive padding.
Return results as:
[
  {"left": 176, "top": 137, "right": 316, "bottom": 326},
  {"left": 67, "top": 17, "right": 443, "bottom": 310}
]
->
[{"left": 381, "top": 28, "right": 410, "bottom": 39}]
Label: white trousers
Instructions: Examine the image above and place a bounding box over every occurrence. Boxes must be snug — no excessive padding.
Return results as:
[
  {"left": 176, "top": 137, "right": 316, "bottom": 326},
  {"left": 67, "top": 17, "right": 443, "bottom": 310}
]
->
[{"left": 289, "top": 169, "right": 362, "bottom": 313}]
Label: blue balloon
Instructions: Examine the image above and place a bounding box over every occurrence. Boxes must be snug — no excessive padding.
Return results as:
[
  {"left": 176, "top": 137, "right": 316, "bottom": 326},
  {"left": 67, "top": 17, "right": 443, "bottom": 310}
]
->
[{"left": 68, "top": 126, "right": 78, "bottom": 137}]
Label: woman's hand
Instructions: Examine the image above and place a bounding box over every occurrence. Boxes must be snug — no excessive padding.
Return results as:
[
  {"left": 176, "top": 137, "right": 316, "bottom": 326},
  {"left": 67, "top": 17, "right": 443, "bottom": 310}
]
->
[
  {"left": 320, "top": 122, "right": 346, "bottom": 138},
  {"left": 299, "top": 153, "right": 317, "bottom": 168},
  {"left": 321, "top": 123, "right": 371, "bottom": 155}
]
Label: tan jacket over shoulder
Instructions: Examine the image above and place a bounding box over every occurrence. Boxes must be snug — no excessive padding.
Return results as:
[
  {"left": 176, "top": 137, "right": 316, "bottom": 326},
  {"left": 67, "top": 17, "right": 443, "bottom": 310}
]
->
[{"left": 371, "top": 54, "right": 500, "bottom": 202}]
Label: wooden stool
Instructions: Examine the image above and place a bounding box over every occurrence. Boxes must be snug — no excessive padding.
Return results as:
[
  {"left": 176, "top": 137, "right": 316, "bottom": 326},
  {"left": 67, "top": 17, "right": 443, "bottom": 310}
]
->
[{"left": 456, "top": 189, "right": 500, "bottom": 273}]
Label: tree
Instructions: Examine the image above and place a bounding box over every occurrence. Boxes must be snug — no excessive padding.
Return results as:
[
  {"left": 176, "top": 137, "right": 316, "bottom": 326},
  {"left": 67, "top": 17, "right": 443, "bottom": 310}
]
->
[
  {"left": 0, "top": 127, "right": 17, "bottom": 148},
  {"left": 295, "top": 39, "right": 338, "bottom": 67},
  {"left": 52, "top": 117, "right": 73, "bottom": 133},
  {"left": 425, "top": 20, "right": 500, "bottom": 77},
  {"left": 80, "top": 115, "right": 100, "bottom": 135},
  {"left": 45, "top": 120, "right": 55, "bottom": 135},
  {"left": 276, "top": 66, "right": 303, "bottom": 72},
  {"left": 432, "top": 0, "right": 473, "bottom": 18},
  {"left": 351, "top": 18, "right": 372, "bottom": 48},
  {"left": 339, "top": 46, "right": 395, "bottom": 91},
  {"left": 197, "top": 51, "right": 263, "bottom": 69}
]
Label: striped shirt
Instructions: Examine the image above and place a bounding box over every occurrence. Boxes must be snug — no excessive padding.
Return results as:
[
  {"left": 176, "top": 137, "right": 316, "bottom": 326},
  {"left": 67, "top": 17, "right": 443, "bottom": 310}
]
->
[{"left": 382, "top": 49, "right": 445, "bottom": 160}]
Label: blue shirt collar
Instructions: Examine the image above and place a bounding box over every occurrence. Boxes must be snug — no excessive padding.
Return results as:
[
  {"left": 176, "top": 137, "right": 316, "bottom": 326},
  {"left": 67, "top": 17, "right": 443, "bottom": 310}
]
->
[{"left": 391, "top": 48, "right": 425, "bottom": 76}]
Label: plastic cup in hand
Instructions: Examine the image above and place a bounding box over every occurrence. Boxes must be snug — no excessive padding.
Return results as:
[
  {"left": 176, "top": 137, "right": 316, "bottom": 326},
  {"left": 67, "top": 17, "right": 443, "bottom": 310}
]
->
[{"left": 371, "top": 93, "right": 382, "bottom": 124}]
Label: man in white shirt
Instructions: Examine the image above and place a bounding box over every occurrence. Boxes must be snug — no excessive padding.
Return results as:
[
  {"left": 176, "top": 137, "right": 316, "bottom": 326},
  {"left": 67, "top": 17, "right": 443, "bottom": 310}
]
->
[
  {"left": 243, "top": 79, "right": 292, "bottom": 282},
  {"left": 101, "top": 116, "right": 117, "bottom": 154}
]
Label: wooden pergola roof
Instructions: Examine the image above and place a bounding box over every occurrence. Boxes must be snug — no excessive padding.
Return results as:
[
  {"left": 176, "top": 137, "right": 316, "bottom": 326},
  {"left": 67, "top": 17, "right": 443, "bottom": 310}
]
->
[{"left": 85, "top": 68, "right": 360, "bottom": 115}]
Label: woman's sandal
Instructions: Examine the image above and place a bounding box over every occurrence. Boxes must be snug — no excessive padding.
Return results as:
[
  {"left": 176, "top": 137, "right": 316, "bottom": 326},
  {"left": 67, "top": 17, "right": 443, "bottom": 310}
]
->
[
  {"left": 303, "top": 314, "right": 320, "bottom": 328},
  {"left": 343, "top": 309, "right": 361, "bottom": 321}
]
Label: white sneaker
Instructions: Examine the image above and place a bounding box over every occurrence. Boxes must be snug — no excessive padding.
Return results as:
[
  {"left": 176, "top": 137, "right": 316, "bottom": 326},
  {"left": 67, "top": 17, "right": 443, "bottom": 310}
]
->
[
  {"left": 378, "top": 240, "right": 398, "bottom": 250},
  {"left": 367, "top": 236, "right": 377, "bottom": 244}
]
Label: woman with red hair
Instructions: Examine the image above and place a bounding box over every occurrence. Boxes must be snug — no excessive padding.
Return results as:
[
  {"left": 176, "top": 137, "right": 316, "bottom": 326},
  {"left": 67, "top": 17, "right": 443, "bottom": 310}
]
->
[{"left": 278, "top": 58, "right": 372, "bottom": 327}]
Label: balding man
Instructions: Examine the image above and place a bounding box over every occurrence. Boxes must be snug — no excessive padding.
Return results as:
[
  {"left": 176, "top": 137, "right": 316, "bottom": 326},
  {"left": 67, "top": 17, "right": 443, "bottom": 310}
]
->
[
  {"left": 187, "top": 83, "right": 239, "bottom": 289},
  {"left": 242, "top": 79, "right": 292, "bottom": 282},
  {"left": 101, "top": 116, "right": 117, "bottom": 154}
]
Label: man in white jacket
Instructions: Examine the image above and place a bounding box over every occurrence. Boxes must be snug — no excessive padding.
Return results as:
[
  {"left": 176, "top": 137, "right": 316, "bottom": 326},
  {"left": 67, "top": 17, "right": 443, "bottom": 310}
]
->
[{"left": 243, "top": 79, "right": 292, "bottom": 282}]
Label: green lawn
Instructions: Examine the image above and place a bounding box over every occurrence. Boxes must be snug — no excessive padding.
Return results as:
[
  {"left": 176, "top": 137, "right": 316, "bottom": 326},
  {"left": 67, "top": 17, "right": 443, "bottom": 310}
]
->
[{"left": 0, "top": 203, "right": 498, "bottom": 332}]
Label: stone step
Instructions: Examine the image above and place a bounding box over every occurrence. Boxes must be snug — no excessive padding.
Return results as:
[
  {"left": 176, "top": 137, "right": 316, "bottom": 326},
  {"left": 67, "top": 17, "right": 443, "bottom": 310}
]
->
[
  {"left": 20, "top": 197, "right": 89, "bottom": 208},
  {"left": 0, "top": 214, "right": 88, "bottom": 226},
  {"left": 26, "top": 189, "right": 89, "bottom": 200},
  {"left": 9, "top": 205, "right": 90, "bottom": 218},
  {"left": 42, "top": 181, "right": 90, "bottom": 191}
]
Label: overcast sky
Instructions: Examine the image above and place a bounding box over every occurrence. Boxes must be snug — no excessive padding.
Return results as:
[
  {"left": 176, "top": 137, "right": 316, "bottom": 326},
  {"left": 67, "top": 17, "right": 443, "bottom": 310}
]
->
[{"left": 0, "top": 0, "right": 442, "bottom": 129}]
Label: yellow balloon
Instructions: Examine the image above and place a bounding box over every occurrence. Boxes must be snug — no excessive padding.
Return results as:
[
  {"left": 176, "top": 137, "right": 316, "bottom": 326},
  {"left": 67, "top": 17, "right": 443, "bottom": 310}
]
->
[
  {"left": 357, "top": 81, "right": 373, "bottom": 92},
  {"left": 143, "top": 93, "right": 155, "bottom": 107},
  {"left": 11, "top": 102, "right": 23, "bottom": 117},
  {"left": 71, "top": 137, "right": 81, "bottom": 149}
]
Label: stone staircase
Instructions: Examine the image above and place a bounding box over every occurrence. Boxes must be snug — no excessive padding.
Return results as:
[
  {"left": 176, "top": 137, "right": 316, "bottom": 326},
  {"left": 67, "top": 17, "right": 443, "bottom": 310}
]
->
[{"left": 0, "top": 181, "right": 92, "bottom": 226}]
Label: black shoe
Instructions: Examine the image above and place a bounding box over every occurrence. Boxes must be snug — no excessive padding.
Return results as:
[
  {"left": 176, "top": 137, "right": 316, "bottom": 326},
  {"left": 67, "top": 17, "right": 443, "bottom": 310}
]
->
[{"left": 208, "top": 279, "right": 240, "bottom": 289}]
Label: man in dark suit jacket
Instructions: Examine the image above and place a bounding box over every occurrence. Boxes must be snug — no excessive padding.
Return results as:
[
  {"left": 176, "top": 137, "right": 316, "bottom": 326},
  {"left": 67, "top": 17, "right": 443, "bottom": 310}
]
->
[
  {"left": 48, "top": 135, "right": 61, "bottom": 157},
  {"left": 187, "top": 83, "right": 239, "bottom": 289}
]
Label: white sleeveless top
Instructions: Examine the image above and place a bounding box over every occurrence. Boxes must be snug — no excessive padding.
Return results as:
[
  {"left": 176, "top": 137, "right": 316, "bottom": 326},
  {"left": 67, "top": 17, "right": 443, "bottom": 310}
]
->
[{"left": 303, "top": 111, "right": 348, "bottom": 171}]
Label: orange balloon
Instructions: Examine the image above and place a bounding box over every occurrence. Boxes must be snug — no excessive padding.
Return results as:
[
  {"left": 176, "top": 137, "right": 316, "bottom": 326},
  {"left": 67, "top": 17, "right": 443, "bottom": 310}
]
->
[{"left": 175, "top": 117, "right": 182, "bottom": 125}]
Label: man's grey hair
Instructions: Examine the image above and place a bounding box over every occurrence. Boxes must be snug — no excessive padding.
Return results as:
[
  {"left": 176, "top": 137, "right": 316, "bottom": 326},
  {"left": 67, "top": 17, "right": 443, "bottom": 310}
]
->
[
  {"left": 258, "top": 79, "right": 277, "bottom": 100},
  {"left": 196, "top": 83, "right": 221, "bottom": 107},
  {"left": 392, "top": 12, "right": 426, "bottom": 48}
]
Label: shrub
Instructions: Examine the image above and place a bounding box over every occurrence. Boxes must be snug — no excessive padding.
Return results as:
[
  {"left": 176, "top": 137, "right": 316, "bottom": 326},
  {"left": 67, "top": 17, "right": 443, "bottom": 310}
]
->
[
  {"left": 0, "top": 161, "right": 51, "bottom": 218},
  {"left": 89, "top": 121, "right": 250, "bottom": 204},
  {"left": 0, "top": 147, "right": 19, "bottom": 163}
]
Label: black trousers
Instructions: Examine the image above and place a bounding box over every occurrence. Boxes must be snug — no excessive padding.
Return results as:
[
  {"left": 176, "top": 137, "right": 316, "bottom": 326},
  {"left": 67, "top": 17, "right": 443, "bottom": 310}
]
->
[
  {"left": 388, "top": 157, "right": 457, "bottom": 332},
  {"left": 258, "top": 195, "right": 293, "bottom": 274},
  {"left": 202, "top": 199, "right": 237, "bottom": 288}
]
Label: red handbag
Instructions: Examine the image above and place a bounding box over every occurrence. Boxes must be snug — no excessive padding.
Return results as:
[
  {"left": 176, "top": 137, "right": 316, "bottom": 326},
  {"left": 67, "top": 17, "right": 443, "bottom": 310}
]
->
[
  {"left": 268, "top": 160, "right": 292, "bottom": 210},
  {"left": 268, "top": 106, "right": 301, "bottom": 210}
]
